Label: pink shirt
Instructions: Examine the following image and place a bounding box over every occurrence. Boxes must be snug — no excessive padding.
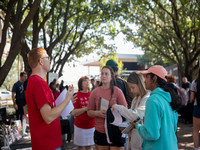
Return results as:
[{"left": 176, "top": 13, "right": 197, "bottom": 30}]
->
[{"left": 87, "top": 86, "right": 127, "bottom": 133}]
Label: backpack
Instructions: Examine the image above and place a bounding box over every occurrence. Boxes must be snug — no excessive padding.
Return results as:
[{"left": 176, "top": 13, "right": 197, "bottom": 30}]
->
[
  {"left": 116, "top": 76, "right": 133, "bottom": 108},
  {"left": 195, "top": 79, "right": 200, "bottom": 106},
  {"left": 176, "top": 85, "right": 188, "bottom": 106}
]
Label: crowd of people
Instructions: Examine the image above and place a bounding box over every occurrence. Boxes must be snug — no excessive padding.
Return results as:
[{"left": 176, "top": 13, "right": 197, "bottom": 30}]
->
[{"left": 11, "top": 47, "right": 200, "bottom": 150}]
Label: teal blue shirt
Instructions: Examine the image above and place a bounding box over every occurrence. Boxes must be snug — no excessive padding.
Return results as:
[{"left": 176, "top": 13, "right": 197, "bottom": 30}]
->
[{"left": 136, "top": 87, "right": 178, "bottom": 150}]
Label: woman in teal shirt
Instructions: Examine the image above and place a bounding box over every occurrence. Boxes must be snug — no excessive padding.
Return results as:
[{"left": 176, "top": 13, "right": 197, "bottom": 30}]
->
[{"left": 131, "top": 65, "right": 181, "bottom": 150}]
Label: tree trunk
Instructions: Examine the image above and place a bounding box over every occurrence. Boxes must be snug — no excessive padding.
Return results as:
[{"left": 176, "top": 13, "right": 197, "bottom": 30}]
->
[{"left": 0, "top": 39, "right": 22, "bottom": 86}]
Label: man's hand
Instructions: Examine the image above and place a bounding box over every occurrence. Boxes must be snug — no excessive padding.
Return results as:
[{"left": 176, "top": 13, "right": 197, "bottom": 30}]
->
[
  {"left": 71, "top": 94, "right": 78, "bottom": 104},
  {"left": 66, "top": 85, "right": 74, "bottom": 99}
]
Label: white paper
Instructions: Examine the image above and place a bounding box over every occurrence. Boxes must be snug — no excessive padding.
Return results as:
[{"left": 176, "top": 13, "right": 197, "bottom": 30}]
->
[
  {"left": 99, "top": 97, "right": 109, "bottom": 110},
  {"left": 110, "top": 110, "right": 128, "bottom": 127},
  {"left": 117, "top": 122, "right": 129, "bottom": 128},
  {"left": 55, "top": 88, "right": 74, "bottom": 118},
  {"left": 111, "top": 110, "right": 122, "bottom": 124},
  {"left": 105, "top": 114, "right": 112, "bottom": 144}
]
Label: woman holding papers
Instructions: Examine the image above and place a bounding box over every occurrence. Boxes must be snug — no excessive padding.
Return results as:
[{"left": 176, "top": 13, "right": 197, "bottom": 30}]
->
[
  {"left": 112, "top": 72, "right": 149, "bottom": 150},
  {"left": 87, "top": 66, "right": 127, "bottom": 150},
  {"left": 130, "top": 65, "right": 180, "bottom": 150},
  {"left": 72, "top": 76, "right": 95, "bottom": 150}
]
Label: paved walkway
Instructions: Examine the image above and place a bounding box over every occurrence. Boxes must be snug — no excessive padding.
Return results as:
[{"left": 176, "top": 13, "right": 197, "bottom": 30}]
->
[
  {"left": 177, "top": 121, "right": 193, "bottom": 150},
  {"left": 9, "top": 120, "right": 194, "bottom": 150}
]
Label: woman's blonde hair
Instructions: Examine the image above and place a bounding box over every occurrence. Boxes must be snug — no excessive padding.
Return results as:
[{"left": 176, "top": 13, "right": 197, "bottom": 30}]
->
[{"left": 127, "top": 72, "right": 147, "bottom": 98}]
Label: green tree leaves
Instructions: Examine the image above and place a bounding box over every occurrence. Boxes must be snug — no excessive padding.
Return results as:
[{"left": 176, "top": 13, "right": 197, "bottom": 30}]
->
[{"left": 120, "top": 0, "right": 200, "bottom": 81}]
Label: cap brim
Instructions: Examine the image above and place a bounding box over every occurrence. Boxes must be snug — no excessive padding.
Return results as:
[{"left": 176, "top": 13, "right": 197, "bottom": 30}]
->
[{"left": 141, "top": 70, "right": 149, "bottom": 75}]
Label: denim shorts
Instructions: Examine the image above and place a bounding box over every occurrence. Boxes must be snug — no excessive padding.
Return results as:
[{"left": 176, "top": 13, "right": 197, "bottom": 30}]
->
[
  {"left": 94, "top": 130, "right": 124, "bottom": 147},
  {"left": 193, "top": 106, "right": 200, "bottom": 118}
]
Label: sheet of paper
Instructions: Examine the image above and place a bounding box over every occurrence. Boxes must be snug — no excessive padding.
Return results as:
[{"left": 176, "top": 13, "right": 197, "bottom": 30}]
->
[
  {"left": 55, "top": 88, "right": 74, "bottom": 118},
  {"left": 111, "top": 110, "right": 122, "bottom": 124},
  {"left": 109, "top": 110, "right": 129, "bottom": 128},
  {"left": 117, "top": 122, "right": 129, "bottom": 128},
  {"left": 99, "top": 97, "right": 109, "bottom": 110}
]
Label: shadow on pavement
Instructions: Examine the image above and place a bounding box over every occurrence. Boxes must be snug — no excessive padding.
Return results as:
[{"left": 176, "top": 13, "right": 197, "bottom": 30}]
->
[
  {"left": 9, "top": 120, "right": 195, "bottom": 150},
  {"left": 177, "top": 121, "right": 193, "bottom": 150}
]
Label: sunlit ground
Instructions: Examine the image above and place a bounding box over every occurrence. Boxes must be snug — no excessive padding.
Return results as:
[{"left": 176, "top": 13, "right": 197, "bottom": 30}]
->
[{"left": 177, "top": 121, "right": 194, "bottom": 150}]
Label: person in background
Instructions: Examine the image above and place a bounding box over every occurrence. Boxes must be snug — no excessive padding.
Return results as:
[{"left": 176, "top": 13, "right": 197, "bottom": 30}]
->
[
  {"left": 112, "top": 72, "right": 150, "bottom": 150},
  {"left": 106, "top": 59, "right": 132, "bottom": 108},
  {"left": 166, "top": 74, "right": 177, "bottom": 93},
  {"left": 182, "top": 77, "right": 191, "bottom": 93},
  {"left": 12, "top": 71, "right": 27, "bottom": 122},
  {"left": 87, "top": 66, "right": 127, "bottom": 150},
  {"left": 49, "top": 81, "right": 61, "bottom": 100},
  {"left": 56, "top": 83, "right": 60, "bottom": 91},
  {"left": 95, "top": 80, "right": 100, "bottom": 88},
  {"left": 24, "top": 69, "right": 32, "bottom": 96},
  {"left": 130, "top": 65, "right": 180, "bottom": 150},
  {"left": 190, "top": 69, "right": 200, "bottom": 150},
  {"left": 26, "top": 48, "right": 74, "bottom": 150},
  {"left": 72, "top": 76, "right": 95, "bottom": 150},
  {"left": 23, "top": 69, "right": 32, "bottom": 134},
  {"left": 90, "top": 78, "right": 96, "bottom": 91},
  {"left": 106, "top": 59, "right": 133, "bottom": 150},
  {"left": 59, "top": 80, "right": 65, "bottom": 92}
]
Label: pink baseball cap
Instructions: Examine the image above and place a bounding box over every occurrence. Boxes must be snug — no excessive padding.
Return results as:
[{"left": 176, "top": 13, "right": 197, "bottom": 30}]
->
[{"left": 141, "top": 65, "right": 168, "bottom": 82}]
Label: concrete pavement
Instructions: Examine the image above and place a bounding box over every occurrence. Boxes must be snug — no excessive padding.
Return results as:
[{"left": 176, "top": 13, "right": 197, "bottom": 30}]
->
[
  {"left": 177, "top": 121, "right": 193, "bottom": 150},
  {"left": 8, "top": 120, "right": 194, "bottom": 150}
]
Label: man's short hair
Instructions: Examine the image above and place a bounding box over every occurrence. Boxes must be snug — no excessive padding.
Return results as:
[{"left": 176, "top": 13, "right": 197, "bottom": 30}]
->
[
  {"left": 28, "top": 48, "right": 47, "bottom": 68},
  {"left": 20, "top": 71, "right": 27, "bottom": 77},
  {"left": 106, "top": 59, "right": 118, "bottom": 72}
]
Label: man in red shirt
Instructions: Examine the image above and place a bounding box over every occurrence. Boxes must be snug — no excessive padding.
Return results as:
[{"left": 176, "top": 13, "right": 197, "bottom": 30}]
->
[{"left": 26, "top": 48, "right": 74, "bottom": 150}]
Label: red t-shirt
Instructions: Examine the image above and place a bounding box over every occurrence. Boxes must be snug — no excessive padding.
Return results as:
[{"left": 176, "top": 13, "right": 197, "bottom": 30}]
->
[
  {"left": 73, "top": 91, "right": 95, "bottom": 129},
  {"left": 26, "top": 75, "right": 62, "bottom": 150},
  {"left": 53, "top": 90, "right": 60, "bottom": 100}
]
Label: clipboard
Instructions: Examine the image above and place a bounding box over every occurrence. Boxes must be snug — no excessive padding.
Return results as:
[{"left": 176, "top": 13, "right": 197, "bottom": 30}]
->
[
  {"left": 99, "top": 97, "right": 109, "bottom": 110},
  {"left": 122, "top": 117, "right": 141, "bottom": 134}
]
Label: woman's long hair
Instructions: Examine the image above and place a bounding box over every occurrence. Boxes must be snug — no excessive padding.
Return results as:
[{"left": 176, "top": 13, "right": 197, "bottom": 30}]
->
[
  {"left": 49, "top": 82, "right": 55, "bottom": 91},
  {"left": 127, "top": 72, "right": 147, "bottom": 99},
  {"left": 99, "top": 66, "right": 116, "bottom": 100},
  {"left": 148, "top": 73, "right": 181, "bottom": 111}
]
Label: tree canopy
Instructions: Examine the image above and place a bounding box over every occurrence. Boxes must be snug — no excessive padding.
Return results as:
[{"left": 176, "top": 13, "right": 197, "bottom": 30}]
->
[
  {"left": 0, "top": 0, "right": 126, "bottom": 86},
  {"left": 1, "top": 0, "right": 200, "bottom": 86},
  {"left": 100, "top": 52, "right": 124, "bottom": 75},
  {"left": 119, "top": 0, "right": 200, "bottom": 81}
]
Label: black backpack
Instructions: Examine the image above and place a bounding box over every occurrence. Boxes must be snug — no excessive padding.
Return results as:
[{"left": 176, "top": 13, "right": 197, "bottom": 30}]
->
[
  {"left": 196, "top": 79, "right": 200, "bottom": 106},
  {"left": 116, "top": 77, "right": 133, "bottom": 108}
]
